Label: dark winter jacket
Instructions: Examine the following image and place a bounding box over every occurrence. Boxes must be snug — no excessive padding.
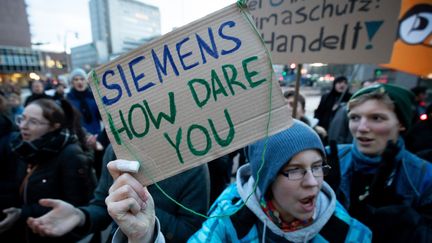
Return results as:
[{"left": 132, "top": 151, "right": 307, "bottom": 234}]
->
[
  {"left": 24, "top": 93, "right": 53, "bottom": 107},
  {"left": 67, "top": 88, "right": 101, "bottom": 135},
  {"left": 314, "top": 88, "right": 351, "bottom": 130},
  {"left": 12, "top": 133, "right": 96, "bottom": 243},
  {"left": 76, "top": 145, "right": 210, "bottom": 243},
  {"left": 406, "top": 118, "right": 432, "bottom": 161},
  {"left": 0, "top": 114, "right": 19, "bottom": 212},
  {"left": 327, "top": 104, "right": 353, "bottom": 144},
  {"left": 333, "top": 139, "right": 432, "bottom": 242}
]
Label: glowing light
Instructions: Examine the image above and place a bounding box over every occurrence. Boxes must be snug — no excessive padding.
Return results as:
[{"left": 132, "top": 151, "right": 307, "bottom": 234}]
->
[
  {"left": 12, "top": 73, "right": 23, "bottom": 79},
  {"left": 310, "top": 63, "right": 327, "bottom": 67},
  {"left": 420, "top": 114, "right": 428, "bottom": 120},
  {"left": 56, "top": 61, "right": 63, "bottom": 69},
  {"left": 29, "top": 73, "right": 40, "bottom": 80},
  {"left": 11, "top": 73, "right": 23, "bottom": 82},
  {"left": 46, "top": 59, "right": 55, "bottom": 68}
]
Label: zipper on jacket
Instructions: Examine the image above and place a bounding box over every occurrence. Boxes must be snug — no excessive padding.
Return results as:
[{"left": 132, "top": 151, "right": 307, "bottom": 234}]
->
[{"left": 19, "top": 164, "right": 38, "bottom": 243}]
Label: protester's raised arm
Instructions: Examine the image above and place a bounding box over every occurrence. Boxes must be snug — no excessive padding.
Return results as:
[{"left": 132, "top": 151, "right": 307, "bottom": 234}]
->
[{"left": 106, "top": 160, "right": 157, "bottom": 243}]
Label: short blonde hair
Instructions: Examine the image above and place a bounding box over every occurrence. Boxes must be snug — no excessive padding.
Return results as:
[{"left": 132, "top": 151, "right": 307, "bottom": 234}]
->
[{"left": 348, "top": 91, "right": 395, "bottom": 113}]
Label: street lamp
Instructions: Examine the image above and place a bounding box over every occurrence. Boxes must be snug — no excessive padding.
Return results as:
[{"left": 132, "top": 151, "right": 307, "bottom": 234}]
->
[
  {"left": 63, "top": 31, "right": 79, "bottom": 54},
  {"left": 31, "top": 42, "right": 51, "bottom": 46},
  {"left": 63, "top": 31, "right": 79, "bottom": 72}
]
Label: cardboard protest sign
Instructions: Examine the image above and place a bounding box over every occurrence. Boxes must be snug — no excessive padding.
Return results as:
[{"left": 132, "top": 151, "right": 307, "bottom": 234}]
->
[
  {"left": 89, "top": 3, "right": 292, "bottom": 185},
  {"left": 381, "top": 0, "right": 432, "bottom": 77},
  {"left": 248, "top": 0, "right": 402, "bottom": 64}
]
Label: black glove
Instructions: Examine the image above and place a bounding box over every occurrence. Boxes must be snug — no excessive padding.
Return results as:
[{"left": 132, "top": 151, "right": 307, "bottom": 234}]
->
[
  {"left": 368, "top": 140, "right": 402, "bottom": 207},
  {"left": 324, "top": 140, "right": 341, "bottom": 192}
]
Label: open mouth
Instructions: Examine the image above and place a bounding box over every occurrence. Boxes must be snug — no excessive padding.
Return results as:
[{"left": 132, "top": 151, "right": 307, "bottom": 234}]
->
[
  {"left": 357, "top": 137, "right": 373, "bottom": 144},
  {"left": 299, "top": 195, "right": 316, "bottom": 212},
  {"left": 21, "top": 134, "right": 30, "bottom": 140},
  {"left": 299, "top": 195, "right": 314, "bottom": 204}
]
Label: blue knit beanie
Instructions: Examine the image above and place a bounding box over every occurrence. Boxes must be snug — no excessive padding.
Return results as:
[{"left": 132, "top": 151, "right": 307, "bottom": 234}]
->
[
  {"left": 69, "top": 68, "right": 87, "bottom": 82},
  {"left": 249, "top": 120, "right": 325, "bottom": 195}
]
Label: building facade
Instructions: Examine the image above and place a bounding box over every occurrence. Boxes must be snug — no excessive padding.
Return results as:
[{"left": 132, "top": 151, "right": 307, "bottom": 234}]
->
[
  {"left": 0, "top": 0, "right": 37, "bottom": 87},
  {"left": 71, "top": 0, "right": 161, "bottom": 71},
  {"left": 0, "top": 0, "right": 70, "bottom": 87},
  {"left": 0, "top": 0, "right": 31, "bottom": 48},
  {"left": 70, "top": 41, "right": 108, "bottom": 70},
  {"left": 0, "top": 46, "right": 41, "bottom": 87},
  {"left": 89, "top": 0, "right": 161, "bottom": 55}
]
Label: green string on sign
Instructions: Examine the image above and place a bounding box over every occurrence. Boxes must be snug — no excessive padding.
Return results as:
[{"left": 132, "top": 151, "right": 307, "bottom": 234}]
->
[{"left": 90, "top": 1, "right": 275, "bottom": 219}]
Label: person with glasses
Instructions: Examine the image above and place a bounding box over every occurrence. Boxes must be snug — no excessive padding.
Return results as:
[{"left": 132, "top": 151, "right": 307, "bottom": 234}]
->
[
  {"left": 0, "top": 98, "right": 96, "bottom": 242},
  {"left": 329, "top": 84, "right": 432, "bottom": 242},
  {"left": 103, "top": 120, "right": 371, "bottom": 243}
]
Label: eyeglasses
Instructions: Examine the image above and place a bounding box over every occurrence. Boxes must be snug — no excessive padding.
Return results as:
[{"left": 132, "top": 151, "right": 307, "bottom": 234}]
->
[
  {"left": 280, "top": 165, "right": 331, "bottom": 180},
  {"left": 15, "top": 115, "right": 50, "bottom": 127}
]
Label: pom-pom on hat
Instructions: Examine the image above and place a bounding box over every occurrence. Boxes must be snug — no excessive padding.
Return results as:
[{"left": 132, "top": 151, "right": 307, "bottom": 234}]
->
[
  {"left": 349, "top": 83, "right": 415, "bottom": 130},
  {"left": 249, "top": 120, "right": 325, "bottom": 195}
]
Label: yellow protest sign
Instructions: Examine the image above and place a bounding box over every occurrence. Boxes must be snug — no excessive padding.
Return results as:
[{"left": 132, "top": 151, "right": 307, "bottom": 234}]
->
[
  {"left": 89, "top": 3, "right": 292, "bottom": 185},
  {"left": 248, "top": 0, "right": 402, "bottom": 64}
]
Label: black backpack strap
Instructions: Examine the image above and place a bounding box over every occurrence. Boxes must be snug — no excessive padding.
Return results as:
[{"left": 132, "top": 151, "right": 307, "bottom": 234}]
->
[
  {"left": 319, "top": 214, "right": 350, "bottom": 243},
  {"left": 230, "top": 199, "right": 258, "bottom": 239}
]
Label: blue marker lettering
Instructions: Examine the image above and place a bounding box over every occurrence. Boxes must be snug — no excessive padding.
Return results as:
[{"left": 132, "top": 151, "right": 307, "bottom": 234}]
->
[
  {"left": 152, "top": 45, "right": 179, "bottom": 83},
  {"left": 219, "top": 21, "right": 242, "bottom": 55},
  {"left": 101, "top": 69, "right": 122, "bottom": 106},
  {"left": 196, "top": 27, "right": 219, "bottom": 64},
  {"left": 176, "top": 37, "right": 199, "bottom": 71},
  {"left": 117, "top": 64, "right": 132, "bottom": 97},
  {"left": 129, "top": 55, "right": 155, "bottom": 92}
]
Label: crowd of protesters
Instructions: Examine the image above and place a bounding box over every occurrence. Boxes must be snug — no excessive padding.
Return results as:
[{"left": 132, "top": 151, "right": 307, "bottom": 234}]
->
[{"left": 0, "top": 71, "right": 431, "bottom": 243}]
